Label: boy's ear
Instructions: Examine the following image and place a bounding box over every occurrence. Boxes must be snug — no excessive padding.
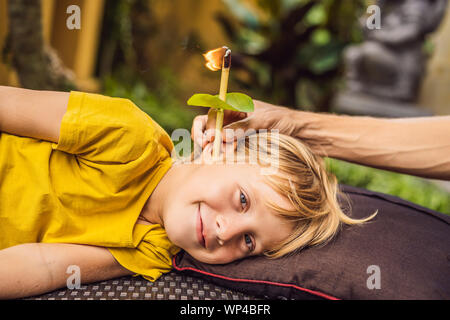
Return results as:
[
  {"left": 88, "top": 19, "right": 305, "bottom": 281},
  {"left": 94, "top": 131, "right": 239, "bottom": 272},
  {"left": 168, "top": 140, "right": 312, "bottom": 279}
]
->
[{"left": 197, "top": 141, "right": 239, "bottom": 165}]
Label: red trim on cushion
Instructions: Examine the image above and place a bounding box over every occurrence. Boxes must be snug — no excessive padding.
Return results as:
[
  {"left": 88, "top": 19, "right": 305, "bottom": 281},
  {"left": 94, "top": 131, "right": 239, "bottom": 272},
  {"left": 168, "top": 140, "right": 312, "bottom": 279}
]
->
[{"left": 172, "top": 256, "right": 339, "bottom": 300}]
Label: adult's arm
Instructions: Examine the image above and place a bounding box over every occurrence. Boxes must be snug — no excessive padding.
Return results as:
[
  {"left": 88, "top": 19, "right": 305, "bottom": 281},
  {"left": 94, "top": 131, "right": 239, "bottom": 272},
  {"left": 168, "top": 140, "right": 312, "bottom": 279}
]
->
[
  {"left": 0, "top": 85, "right": 69, "bottom": 143},
  {"left": 292, "top": 110, "right": 450, "bottom": 181},
  {"left": 0, "top": 243, "right": 132, "bottom": 299},
  {"left": 191, "top": 101, "right": 450, "bottom": 180}
]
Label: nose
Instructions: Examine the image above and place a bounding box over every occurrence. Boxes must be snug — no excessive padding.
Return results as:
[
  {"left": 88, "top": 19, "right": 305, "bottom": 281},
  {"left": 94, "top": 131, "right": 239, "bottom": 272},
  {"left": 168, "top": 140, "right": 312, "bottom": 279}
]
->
[{"left": 215, "top": 214, "right": 246, "bottom": 245}]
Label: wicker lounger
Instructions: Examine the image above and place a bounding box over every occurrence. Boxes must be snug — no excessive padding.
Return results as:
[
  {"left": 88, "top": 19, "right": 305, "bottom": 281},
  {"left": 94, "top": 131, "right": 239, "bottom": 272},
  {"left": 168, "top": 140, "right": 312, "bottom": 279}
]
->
[{"left": 25, "top": 271, "right": 259, "bottom": 300}]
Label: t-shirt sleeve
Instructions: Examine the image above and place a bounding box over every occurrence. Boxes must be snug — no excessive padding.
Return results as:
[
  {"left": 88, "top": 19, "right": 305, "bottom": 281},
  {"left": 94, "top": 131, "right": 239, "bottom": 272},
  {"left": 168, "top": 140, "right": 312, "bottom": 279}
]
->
[{"left": 51, "top": 91, "right": 173, "bottom": 163}]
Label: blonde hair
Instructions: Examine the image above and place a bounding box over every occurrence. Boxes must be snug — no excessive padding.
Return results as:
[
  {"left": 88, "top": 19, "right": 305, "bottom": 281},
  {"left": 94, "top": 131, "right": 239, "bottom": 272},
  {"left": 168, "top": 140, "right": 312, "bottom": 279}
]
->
[{"left": 235, "top": 132, "right": 378, "bottom": 259}]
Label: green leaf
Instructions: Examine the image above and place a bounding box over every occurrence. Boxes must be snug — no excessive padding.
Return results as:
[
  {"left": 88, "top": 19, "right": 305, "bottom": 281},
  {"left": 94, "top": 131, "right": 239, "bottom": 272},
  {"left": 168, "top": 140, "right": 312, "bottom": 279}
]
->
[
  {"left": 222, "top": 92, "right": 254, "bottom": 112},
  {"left": 187, "top": 93, "right": 254, "bottom": 112},
  {"left": 187, "top": 94, "right": 229, "bottom": 109}
]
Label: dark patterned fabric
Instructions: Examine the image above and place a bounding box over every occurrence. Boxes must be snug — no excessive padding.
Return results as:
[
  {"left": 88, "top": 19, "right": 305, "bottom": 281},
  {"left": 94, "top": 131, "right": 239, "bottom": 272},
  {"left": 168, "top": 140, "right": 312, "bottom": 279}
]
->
[{"left": 26, "top": 272, "right": 259, "bottom": 300}]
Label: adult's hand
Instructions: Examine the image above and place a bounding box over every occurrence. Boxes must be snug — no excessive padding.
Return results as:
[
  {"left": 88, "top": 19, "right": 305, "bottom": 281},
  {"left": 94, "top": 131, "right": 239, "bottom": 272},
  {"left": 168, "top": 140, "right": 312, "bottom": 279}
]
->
[
  {"left": 190, "top": 100, "right": 299, "bottom": 148},
  {"left": 190, "top": 98, "right": 450, "bottom": 181}
]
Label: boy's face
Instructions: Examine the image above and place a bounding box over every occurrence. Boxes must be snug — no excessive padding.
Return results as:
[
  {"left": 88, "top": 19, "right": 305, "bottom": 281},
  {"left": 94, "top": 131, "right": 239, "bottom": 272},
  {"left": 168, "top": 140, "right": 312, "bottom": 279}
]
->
[{"left": 162, "top": 144, "right": 294, "bottom": 264}]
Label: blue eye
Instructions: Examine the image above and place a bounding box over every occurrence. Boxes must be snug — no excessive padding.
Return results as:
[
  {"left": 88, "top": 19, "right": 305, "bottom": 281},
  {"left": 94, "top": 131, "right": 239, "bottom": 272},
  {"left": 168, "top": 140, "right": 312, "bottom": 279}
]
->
[
  {"left": 240, "top": 191, "right": 247, "bottom": 209},
  {"left": 244, "top": 234, "right": 254, "bottom": 251}
]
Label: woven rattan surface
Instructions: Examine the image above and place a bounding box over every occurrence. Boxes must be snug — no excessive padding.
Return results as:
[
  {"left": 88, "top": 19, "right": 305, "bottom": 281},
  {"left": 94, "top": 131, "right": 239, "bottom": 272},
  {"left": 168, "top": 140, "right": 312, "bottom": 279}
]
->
[{"left": 26, "top": 271, "right": 259, "bottom": 300}]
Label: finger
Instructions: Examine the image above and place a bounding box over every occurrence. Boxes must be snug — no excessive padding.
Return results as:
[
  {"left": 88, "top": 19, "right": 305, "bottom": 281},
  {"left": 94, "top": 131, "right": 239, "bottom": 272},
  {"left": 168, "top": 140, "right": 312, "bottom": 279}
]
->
[
  {"left": 204, "top": 127, "right": 216, "bottom": 147},
  {"left": 191, "top": 115, "right": 208, "bottom": 146},
  {"left": 223, "top": 116, "right": 252, "bottom": 130},
  {"left": 205, "top": 110, "right": 250, "bottom": 145},
  {"left": 221, "top": 119, "right": 253, "bottom": 143},
  {"left": 223, "top": 110, "right": 247, "bottom": 126}
]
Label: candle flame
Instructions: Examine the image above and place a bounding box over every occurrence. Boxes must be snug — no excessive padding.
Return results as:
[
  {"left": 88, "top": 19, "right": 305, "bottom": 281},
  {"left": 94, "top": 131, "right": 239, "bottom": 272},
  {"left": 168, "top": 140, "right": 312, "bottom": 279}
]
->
[{"left": 203, "top": 47, "right": 229, "bottom": 71}]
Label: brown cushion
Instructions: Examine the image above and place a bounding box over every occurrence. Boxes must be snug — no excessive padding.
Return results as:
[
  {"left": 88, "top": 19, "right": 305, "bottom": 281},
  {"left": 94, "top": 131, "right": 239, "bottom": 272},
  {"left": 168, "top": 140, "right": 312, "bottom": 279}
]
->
[{"left": 173, "top": 184, "right": 450, "bottom": 300}]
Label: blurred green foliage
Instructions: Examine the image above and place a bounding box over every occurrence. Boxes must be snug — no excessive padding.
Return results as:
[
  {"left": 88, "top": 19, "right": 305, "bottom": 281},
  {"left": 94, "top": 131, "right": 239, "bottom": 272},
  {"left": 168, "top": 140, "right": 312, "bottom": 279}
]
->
[
  {"left": 325, "top": 158, "right": 450, "bottom": 215},
  {"left": 102, "top": 68, "right": 195, "bottom": 133},
  {"left": 217, "top": 0, "right": 366, "bottom": 110},
  {"left": 98, "top": 0, "right": 195, "bottom": 133}
]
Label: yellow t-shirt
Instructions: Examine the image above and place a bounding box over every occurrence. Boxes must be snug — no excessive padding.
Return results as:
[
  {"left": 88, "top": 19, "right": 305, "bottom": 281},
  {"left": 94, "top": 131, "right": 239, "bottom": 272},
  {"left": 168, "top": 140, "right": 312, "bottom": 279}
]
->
[{"left": 0, "top": 91, "right": 180, "bottom": 281}]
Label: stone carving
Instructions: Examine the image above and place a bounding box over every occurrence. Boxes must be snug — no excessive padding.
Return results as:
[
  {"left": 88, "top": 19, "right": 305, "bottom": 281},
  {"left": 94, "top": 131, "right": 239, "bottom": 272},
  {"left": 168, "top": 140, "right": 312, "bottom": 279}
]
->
[{"left": 344, "top": 0, "right": 448, "bottom": 102}]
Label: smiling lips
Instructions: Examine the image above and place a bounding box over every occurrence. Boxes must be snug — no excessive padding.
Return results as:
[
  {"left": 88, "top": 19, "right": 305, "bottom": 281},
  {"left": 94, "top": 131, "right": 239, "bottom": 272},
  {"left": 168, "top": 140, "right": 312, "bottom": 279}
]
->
[{"left": 196, "top": 203, "right": 206, "bottom": 248}]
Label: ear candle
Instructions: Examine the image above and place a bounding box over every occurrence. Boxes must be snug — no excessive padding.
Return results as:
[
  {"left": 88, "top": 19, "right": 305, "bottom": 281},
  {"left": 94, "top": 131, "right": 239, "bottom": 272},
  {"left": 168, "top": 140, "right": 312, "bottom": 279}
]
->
[
  {"left": 187, "top": 47, "right": 253, "bottom": 157},
  {"left": 214, "top": 48, "right": 231, "bottom": 159}
]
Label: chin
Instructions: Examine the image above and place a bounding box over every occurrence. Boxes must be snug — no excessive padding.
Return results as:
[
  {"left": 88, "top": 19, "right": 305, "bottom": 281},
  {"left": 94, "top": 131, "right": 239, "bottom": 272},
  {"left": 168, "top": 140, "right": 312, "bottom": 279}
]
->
[{"left": 163, "top": 225, "right": 184, "bottom": 250}]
